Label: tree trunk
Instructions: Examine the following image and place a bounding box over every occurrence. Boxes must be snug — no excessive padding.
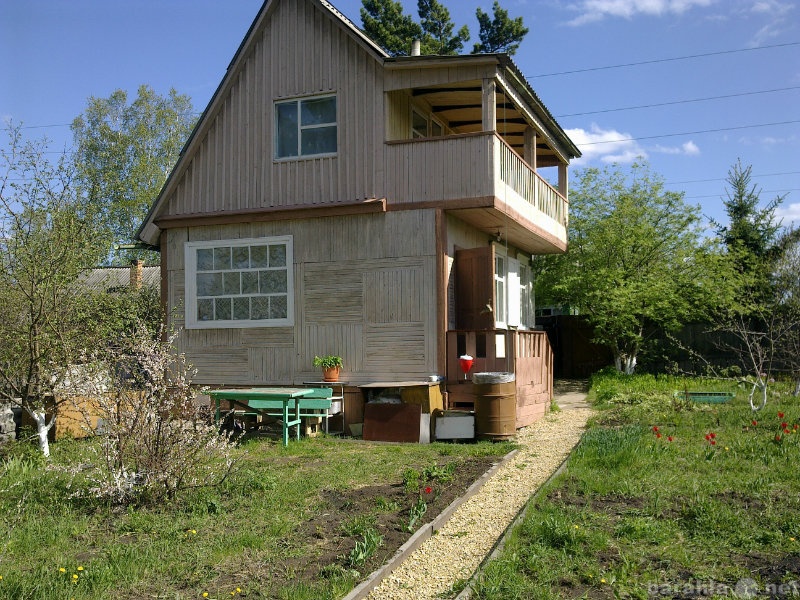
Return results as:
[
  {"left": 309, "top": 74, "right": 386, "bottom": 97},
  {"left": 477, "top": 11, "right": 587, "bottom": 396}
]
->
[
  {"left": 29, "top": 408, "right": 51, "bottom": 457},
  {"left": 794, "top": 377, "right": 800, "bottom": 397},
  {"left": 614, "top": 353, "right": 637, "bottom": 375},
  {"left": 748, "top": 378, "right": 767, "bottom": 412}
]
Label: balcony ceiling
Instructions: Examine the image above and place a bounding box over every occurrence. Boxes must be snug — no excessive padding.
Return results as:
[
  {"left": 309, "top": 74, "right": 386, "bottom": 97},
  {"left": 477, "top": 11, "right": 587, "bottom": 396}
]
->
[{"left": 412, "top": 82, "right": 562, "bottom": 168}]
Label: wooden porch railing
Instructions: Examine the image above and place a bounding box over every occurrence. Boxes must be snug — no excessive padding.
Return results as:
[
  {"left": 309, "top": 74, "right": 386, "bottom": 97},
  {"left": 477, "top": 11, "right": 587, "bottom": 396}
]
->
[{"left": 445, "top": 329, "right": 553, "bottom": 428}]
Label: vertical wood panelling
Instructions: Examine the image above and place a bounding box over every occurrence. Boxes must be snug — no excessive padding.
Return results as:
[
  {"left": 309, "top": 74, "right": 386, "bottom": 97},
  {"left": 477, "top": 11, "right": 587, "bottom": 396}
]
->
[
  {"left": 165, "top": 209, "right": 438, "bottom": 386},
  {"left": 165, "top": 0, "right": 385, "bottom": 217}
]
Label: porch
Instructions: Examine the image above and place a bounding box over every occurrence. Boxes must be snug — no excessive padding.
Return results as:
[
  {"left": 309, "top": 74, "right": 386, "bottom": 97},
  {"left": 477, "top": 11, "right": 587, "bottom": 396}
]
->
[{"left": 445, "top": 329, "right": 554, "bottom": 428}]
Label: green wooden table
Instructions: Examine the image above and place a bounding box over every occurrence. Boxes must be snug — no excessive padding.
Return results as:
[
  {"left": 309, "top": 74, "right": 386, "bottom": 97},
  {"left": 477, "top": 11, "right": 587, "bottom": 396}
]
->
[{"left": 209, "top": 387, "right": 314, "bottom": 446}]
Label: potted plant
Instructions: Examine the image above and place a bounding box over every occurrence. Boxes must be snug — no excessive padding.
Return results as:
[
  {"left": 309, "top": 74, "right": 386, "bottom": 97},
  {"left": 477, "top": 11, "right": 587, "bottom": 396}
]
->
[{"left": 313, "top": 355, "right": 343, "bottom": 382}]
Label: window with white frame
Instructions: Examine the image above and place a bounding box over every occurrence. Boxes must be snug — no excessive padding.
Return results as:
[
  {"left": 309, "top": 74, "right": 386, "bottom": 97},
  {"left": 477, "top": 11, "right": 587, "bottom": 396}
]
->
[
  {"left": 275, "top": 95, "right": 337, "bottom": 159},
  {"left": 185, "top": 236, "right": 294, "bottom": 329},
  {"left": 494, "top": 253, "right": 507, "bottom": 328}
]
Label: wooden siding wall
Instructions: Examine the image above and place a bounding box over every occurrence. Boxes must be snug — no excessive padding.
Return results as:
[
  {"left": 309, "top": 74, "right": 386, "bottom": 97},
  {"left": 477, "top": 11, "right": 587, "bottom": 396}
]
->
[
  {"left": 165, "top": 0, "right": 385, "bottom": 217},
  {"left": 384, "top": 134, "right": 495, "bottom": 204},
  {"left": 166, "top": 210, "right": 440, "bottom": 387}
]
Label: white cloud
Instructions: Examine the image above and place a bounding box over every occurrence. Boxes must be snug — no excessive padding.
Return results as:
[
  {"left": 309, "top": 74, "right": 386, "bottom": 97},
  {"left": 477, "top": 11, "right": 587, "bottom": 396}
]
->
[
  {"left": 566, "top": 0, "right": 716, "bottom": 25},
  {"left": 566, "top": 123, "right": 647, "bottom": 165},
  {"left": 746, "top": 0, "right": 795, "bottom": 45},
  {"left": 776, "top": 201, "right": 800, "bottom": 227},
  {"left": 651, "top": 140, "right": 701, "bottom": 155}
]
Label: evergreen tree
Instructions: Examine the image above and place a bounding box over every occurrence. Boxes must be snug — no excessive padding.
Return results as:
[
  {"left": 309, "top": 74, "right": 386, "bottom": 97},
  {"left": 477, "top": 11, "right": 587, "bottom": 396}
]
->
[
  {"left": 472, "top": 1, "right": 528, "bottom": 56},
  {"left": 360, "top": 0, "right": 422, "bottom": 56},
  {"left": 418, "top": 0, "right": 469, "bottom": 55}
]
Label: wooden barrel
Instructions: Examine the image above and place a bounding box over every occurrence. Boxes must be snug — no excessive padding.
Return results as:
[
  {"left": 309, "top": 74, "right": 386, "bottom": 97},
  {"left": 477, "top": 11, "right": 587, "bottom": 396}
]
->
[{"left": 473, "top": 372, "right": 516, "bottom": 440}]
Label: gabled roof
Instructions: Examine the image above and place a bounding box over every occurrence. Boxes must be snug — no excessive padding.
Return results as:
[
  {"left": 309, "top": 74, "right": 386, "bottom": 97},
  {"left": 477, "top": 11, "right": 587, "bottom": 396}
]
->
[{"left": 137, "top": 0, "right": 388, "bottom": 247}]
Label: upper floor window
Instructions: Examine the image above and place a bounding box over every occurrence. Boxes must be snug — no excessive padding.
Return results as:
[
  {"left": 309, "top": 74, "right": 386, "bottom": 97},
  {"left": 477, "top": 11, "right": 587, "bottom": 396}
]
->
[
  {"left": 275, "top": 95, "right": 337, "bottom": 159},
  {"left": 185, "top": 236, "right": 294, "bottom": 329}
]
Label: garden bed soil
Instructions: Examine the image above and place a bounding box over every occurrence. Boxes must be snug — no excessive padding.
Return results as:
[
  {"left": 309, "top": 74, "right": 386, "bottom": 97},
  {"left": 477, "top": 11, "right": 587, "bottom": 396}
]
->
[{"left": 216, "top": 455, "right": 501, "bottom": 595}]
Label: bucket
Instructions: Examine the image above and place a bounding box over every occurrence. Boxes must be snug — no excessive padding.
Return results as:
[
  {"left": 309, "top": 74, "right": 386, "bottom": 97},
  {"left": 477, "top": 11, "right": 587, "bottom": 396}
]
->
[{"left": 472, "top": 372, "right": 516, "bottom": 440}]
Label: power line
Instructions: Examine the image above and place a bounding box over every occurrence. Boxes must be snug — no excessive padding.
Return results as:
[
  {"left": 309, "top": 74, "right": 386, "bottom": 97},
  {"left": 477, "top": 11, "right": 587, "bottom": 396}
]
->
[
  {"left": 556, "top": 86, "right": 800, "bottom": 118},
  {"left": 532, "top": 41, "right": 800, "bottom": 78},
  {"left": 667, "top": 171, "right": 800, "bottom": 185},
  {"left": 685, "top": 188, "right": 799, "bottom": 200},
  {"left": 579, "top": 120, "right": 800, "bottom": 145}
]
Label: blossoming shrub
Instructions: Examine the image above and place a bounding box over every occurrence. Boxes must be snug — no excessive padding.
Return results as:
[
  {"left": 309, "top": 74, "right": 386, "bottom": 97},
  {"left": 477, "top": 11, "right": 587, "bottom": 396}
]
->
[{"left": 71, "top": 325, "right": 236, "bottom": 504}]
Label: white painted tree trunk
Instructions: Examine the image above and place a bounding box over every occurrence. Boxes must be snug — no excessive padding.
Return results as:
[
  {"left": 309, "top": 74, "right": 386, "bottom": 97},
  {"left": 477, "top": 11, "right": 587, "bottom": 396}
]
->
[
  {"left": 30, "top": 409, "right": 51, "bottom": 458},
  {"left": 748, "top": 378, "right": 767, "bottom": 412},
  {"left": 614, "top": 354, "right": 637, "bottom": 375}
]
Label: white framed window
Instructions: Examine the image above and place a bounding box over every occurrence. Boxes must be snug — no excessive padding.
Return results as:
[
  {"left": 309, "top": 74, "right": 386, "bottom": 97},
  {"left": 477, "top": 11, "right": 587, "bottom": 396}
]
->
[
  {"left": 494, "top": 252, "right": 507, "bottom": 328},
  {"left": 275, "top": 95, "right": 337, "bottom": 159},
  {"left": 185, "top": 236, "right": 294, "bottom": 329}
]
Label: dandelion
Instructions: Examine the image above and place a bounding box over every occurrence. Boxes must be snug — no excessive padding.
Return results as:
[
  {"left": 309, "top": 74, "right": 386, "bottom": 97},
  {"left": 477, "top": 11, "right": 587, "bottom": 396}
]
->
[
  {"left": 574, "top": 524, "right": 580, "bottom": 529},
  {"left": 790, "top": 537, "right": 796, "bottom": 542},
  {"left": 601, "top": 578, "right": 607, "bottom": 584},
  {"left": 236, "top": 588, "right": 241, "bottom": 593},
  {"left": 59, "top": 568, "right": 66, "bottom": 574},
  {"left": 77, "top": 566, "right": 84, "bottom": 572},
  {"left": 725, "top": 447, "right": 730, "bottom": 451},
  {"left": 202, "top": 593, "right": 209, "bottom": 598}
]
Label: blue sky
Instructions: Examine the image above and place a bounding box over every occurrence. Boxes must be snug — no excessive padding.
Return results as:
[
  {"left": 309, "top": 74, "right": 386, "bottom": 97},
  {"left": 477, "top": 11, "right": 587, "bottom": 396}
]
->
[{"left": 2, "top": 0, "right": 799, "bottom": 228}]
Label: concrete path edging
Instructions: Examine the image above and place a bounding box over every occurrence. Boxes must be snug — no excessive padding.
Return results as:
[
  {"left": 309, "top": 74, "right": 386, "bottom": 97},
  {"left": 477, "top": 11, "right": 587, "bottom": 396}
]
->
[{"left": 342, "top": 449, "right": 520, "bottom": 600}]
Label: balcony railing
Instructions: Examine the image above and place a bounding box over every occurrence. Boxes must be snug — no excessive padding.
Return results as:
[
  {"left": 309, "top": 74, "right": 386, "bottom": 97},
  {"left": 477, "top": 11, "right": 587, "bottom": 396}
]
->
[
  {"left": 384, "top": 132, "right": 568, "bottom": 229},
  {"left": 496, "top": 136, "right": 568, "bottom": 228}
]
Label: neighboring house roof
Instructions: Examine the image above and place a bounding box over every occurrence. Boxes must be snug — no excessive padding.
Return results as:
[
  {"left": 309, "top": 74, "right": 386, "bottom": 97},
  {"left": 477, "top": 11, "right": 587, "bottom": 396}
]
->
[{"left": 78, "top": 265, "right": 160, "bottom": 293}]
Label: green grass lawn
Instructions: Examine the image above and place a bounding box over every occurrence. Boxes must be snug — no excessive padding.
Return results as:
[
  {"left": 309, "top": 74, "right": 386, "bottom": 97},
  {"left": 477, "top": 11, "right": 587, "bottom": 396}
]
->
[
  {"left": 0, "top": 432, "right": 513, "bottom": 599},
  {"left": 472, "top": 372, "right": 800, "bottom": 600}
]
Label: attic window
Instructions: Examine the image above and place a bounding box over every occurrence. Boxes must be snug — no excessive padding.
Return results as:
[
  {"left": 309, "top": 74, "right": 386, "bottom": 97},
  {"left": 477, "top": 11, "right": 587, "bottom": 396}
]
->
[
  {"left": 184, "top": 236, "right": 294, "bottom": 329},
  {"left": 275, "top": 95, "right": 337, "bottom": 159}
]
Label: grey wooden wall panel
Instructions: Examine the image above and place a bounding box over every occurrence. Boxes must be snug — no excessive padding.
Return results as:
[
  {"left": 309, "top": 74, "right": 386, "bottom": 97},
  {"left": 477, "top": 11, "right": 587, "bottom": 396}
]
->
[{"left": 164, "top": 0, "right": 385, "bottom": 218}]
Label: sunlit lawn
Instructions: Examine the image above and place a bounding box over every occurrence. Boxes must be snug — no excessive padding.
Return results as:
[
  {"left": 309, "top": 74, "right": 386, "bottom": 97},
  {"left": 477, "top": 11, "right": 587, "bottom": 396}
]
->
[{"left": 472, "top": 372, "right": 800, "bottom": 600}]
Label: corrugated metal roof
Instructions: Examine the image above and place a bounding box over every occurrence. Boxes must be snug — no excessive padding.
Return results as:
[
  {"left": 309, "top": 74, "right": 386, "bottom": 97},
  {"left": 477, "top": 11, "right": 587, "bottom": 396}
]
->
[{"left": 77, "top": 266, "right": 160, "bottom": 293}]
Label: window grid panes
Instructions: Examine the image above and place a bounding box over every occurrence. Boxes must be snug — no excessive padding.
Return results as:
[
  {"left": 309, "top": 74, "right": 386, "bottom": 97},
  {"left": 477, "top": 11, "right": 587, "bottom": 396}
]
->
[
  {"left": 194, "top": 241, "right": 290, "bottom": 324},
  {"left": 275, "top": 95, "right": 337, "bottom": 159}
]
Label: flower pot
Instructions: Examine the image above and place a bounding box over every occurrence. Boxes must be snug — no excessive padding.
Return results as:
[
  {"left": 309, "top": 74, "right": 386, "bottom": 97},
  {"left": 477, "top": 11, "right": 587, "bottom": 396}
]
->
[{"left": 322, "top": 366, "right": 340, "bottom": 382}]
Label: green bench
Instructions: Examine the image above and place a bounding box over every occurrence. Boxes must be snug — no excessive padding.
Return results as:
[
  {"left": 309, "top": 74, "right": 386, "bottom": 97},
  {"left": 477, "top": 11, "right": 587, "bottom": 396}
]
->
[{"left": 673, "top": 390, "right": 736, "bottom": 404}]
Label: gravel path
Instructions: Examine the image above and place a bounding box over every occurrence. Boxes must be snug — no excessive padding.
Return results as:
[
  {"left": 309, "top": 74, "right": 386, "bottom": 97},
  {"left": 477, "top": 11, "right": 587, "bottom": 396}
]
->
[{"left": 366, "top": 406, "right": 593, "bottom": 600}]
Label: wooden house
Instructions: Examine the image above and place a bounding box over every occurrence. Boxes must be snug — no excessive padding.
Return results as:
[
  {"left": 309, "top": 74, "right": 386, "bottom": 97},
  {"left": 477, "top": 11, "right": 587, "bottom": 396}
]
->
[{"left": 137, "top": 0, "right": 581, "bottom": 431}]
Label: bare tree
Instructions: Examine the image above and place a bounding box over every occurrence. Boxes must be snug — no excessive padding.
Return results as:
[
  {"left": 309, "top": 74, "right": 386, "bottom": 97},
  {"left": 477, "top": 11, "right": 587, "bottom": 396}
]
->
[{"left": 0, "top": 123, "right": 105, "bottom": 455}]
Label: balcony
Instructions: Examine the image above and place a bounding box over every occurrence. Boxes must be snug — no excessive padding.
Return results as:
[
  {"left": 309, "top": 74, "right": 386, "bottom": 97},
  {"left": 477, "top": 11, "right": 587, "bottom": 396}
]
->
[{"left": 384, "top": 132, "right": 568, "bottom": 254}]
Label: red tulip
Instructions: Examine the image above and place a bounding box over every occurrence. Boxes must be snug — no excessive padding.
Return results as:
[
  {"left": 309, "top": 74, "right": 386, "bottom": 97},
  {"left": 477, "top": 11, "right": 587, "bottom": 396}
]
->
[
  {"left": 751, "top": 420, "right": 758, "bottom": 426},
  {"left": 667, "top": 436, "right": 674, "bottom": 442},
  {"left": 710, "top": 440, "right": 716, "bottom": 446},
  {"left": 778, "top": 412, "right": 785, "bottom": 419},
  {"left": 781, "top": 422, "right": 788, "bottom": 429},
  {"left": 424, "top": 486, "right": 432, "bottom": 494},
  {"left": 656, "top": 433, "right": 662, "bottom": 439}
]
